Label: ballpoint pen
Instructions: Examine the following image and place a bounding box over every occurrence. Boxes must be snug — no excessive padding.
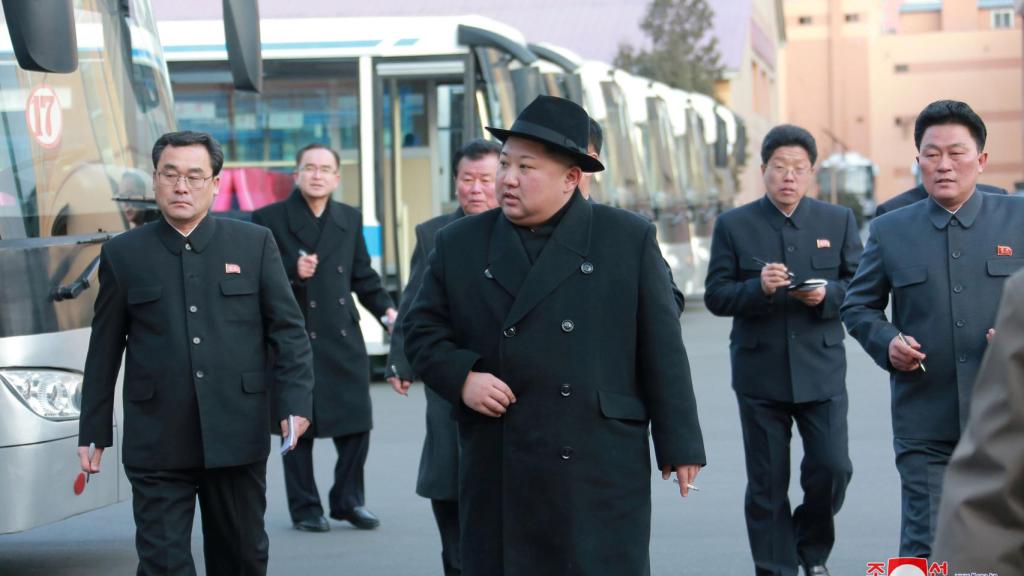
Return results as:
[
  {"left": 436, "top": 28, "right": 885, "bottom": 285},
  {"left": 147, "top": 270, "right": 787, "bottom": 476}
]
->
[
  {"left": 897, "top": 332, "right": 927, "bottom": 373},
  {"left": 751, "top": 257, "right": 794, "bottom": 278}
]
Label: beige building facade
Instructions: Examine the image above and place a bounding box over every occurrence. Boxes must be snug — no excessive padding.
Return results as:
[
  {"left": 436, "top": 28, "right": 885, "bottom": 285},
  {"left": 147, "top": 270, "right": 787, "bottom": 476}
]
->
[{"left": 786, "top": 0, "right": 1023, "bottom": 203}]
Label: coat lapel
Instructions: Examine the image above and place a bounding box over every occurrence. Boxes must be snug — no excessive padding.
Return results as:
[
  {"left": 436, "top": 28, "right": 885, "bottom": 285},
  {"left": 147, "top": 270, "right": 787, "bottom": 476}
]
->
[
  {"left": 503, "top": 194, "right": 592, "bottom": 329},
  {"left": 314, "top": 202, "right": 348, "bottom": 261},
  {"left": 285, "top": 190, "right": 321, "bottom": 253},
  {"left": 486, "top": 211, "right": 531, "bottom": 299}
]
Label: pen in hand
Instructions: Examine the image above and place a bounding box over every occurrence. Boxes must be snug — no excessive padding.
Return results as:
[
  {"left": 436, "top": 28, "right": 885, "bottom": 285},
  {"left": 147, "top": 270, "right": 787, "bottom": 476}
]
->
[
  {"left": 897, "top": 332, "right": 927, "bottom": 373},
  {"left": 752, "top": 257, "right": 794, "bottom": 278}
]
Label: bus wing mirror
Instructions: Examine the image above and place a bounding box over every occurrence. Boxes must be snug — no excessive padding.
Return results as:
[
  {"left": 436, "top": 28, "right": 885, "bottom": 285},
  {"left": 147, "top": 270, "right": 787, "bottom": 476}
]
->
[
  {"left": 223, "top": 0, "right": 262, "bottom": 92},
  {"left": 1, "top": 0, "right": 78, "bottom": 73}
]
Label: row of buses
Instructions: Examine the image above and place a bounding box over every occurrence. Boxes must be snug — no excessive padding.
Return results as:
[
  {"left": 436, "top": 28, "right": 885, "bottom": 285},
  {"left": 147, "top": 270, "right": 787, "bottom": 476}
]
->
[{"left": 0, "top": 7, "right": 743, "bottom": 534}]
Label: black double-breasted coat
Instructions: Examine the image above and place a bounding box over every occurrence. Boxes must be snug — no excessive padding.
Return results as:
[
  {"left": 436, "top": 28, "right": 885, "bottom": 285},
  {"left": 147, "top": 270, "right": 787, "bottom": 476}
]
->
[
  {"left": 404, "top": 193, "right": 706, "bottom": 576},
  {"left": 387, "top": 208, "right": 462, "bottom": 501},
  {"left": 252, "top": 191, "right": 394, "bottom": 438},
  {"left": 78, "top": 216, "right": 314, "bottom": 469}
]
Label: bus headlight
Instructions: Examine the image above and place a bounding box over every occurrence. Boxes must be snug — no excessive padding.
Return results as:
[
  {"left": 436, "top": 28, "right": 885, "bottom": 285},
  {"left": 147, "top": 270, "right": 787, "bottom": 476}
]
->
[{"left": 0, "top": 369, "right": 83, "bottom": 421}]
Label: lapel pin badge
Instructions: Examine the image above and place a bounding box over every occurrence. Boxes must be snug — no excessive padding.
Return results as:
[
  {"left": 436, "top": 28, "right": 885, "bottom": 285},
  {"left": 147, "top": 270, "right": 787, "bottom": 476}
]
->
[
  {"left": 816, "top": 238, "right": 831, "bottom": 249},
  {"left": 997, "top": 245, "right": 1013, "bottom": 257},
  {"left": 225, "top": 263, "right": 241, "bottom": 274}
]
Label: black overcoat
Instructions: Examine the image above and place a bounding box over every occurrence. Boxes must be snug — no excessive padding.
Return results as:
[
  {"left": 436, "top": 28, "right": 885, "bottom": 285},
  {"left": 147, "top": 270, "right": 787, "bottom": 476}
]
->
[
  {"left": 704, "top": 196, "right": 863, "bottom": 402},
  {"left": 252, "top": 191, "right": 393, "bottom": 438},
  {"left": 78, "top": 216, "right": 314, "bottom": 469},
  {"left": 404, "top": 194, "right": 706, "bottom": 576},
  {"left": 387, "top": 208, "right": 462, "bottom": 501},
  {"left": 842, "top": 191, "right": 1024, "bottom": 440}
]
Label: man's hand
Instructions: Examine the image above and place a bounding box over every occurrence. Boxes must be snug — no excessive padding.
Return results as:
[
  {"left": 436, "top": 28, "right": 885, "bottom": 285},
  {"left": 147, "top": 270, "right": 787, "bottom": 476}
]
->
[
  {"left": 383, "top": 308, "right": 398, "bottom": 334},
  {"left": 662, "top": 464, "right": 701, "bottom": 498},
  {"left": 279, "top": 416, "right": 312, "bottom": 451},
  {"left": 986, "top": 328, "right": 996, "bottom": 343},
  {"left": 760, "top": 262, "right": 791, "bottom": 296},
  {"left": 388, "top": 376, "right": 412, "bottom": 396},
  {"left": 462, "top": 371, "right": 516, "bottom": 417},
  {"left": 889, "top": 334, "right": 926, "bottom": 372},
  {"left": 297, "top": 254, "right": 319, "bottom": 279},
  {"left": 77, "top": 445, "right": 104, "bottom": 474},
  {"left": 789, "top": 286, "right": 826, "bottom": 307}
]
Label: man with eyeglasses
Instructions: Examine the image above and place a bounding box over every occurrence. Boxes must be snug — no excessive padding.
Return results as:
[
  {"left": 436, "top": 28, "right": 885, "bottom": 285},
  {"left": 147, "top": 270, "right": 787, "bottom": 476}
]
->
[
  {"left": 78, "top": 130, "right": 314, "bottom": 575},
  {"left": 252, "top": 143, "right": 396, "bottom": 533},
  {"left": 705, "top": 125, "right": 862, "bottom": 576}
]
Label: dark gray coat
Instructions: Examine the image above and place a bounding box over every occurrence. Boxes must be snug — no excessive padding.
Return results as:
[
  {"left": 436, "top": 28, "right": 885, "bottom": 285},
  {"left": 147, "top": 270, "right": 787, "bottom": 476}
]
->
[
  {"left": 404, "top": 195, "right": 705, "bottom": 576},
  {"left": 705, "top": 196, "right": 863, "bottom": 402},
  {"left": 252, "top": 191, "right": 393, "bottom": 438},
  {"left": 875, "top": 183, "right": 1007, "bottom": 217},
  {"left": 79, "top": 216, "right": 314, "bottom": 469},
  {"left": 387, "top": 207, "right": 462, "bottom": 501},
  {"left": 842, "top": 191, "right": 1024, "bottom": 440}
]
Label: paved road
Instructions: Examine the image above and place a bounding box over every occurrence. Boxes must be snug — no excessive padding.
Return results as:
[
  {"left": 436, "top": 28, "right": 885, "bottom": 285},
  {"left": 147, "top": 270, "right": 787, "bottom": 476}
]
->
[{"left": 0, "top": 305, "right": 902, "bottom": 575}]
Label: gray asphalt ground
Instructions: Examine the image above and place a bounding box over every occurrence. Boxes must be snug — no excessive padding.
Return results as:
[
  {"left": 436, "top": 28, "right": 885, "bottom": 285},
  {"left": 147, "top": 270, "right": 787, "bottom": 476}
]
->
[{"left": 0, "top": 304, "right": 902, "bottom": 575}]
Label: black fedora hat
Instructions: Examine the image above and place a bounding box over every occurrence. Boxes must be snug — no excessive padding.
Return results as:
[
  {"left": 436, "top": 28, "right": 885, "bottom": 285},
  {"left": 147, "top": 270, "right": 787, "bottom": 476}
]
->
[{"left": 486, "top": 95, "right": 605, "bottom": 173}]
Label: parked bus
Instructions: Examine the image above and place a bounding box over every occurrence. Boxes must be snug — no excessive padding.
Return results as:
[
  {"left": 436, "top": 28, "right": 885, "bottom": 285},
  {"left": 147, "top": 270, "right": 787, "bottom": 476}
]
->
[{"left": 0, "top": 0, "right": 258, "bottom": 534}]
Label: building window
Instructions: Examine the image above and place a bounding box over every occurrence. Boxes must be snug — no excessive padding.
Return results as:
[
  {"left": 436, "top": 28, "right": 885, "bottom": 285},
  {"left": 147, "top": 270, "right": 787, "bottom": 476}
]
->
[
  {"left": 894, "top": 64, "right": 909, "bottom": 73},
  {"left": 798, "top": 16, "right": 812, "bottom": 25},
  {"left": 992, "top": 9, "right": 1014, "bottom": 29},
  {"left": 845, "top": 13, "right": 860, "bottom": 22}
]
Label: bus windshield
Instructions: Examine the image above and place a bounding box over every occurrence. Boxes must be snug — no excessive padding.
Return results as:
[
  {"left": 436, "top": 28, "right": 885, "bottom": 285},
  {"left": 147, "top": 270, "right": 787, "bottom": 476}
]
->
[{"left": 0, "top": 0, "right": 174, "bottom": 241}]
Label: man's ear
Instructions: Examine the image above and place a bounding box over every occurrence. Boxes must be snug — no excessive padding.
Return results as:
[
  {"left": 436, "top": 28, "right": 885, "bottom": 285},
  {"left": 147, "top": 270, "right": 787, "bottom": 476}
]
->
[{"left": 566, "top": 166, "right": 583, "bottom": 192}]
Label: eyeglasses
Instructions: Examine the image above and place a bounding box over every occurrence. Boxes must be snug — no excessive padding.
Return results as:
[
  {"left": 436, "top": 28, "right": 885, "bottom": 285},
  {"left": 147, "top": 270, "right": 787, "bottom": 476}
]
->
[
  {"left": 768, "top": 164, "right": 811, "bottom": 178},
  {"left": 157, "top": 171, "right": 213, "bottom": 191},
  {"left": 299, "top": 164, "right": 337, "bottom": 176}
]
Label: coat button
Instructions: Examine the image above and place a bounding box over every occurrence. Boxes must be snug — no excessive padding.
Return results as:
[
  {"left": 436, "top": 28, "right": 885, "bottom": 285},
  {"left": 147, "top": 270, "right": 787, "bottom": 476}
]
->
[
  {"left": 580, "top": 261, "right": 594, "bottom": 274},
  {"left": 189, "top": 305, "right": 198, "bottom": 313},
  {"left": 786, "top": 245, "right": 795, "bottom": 253},
  {"left": 790, "top": 332, "right": 797, "bottom": 340},
  {"left": 950, "top": 219, "right": 960, "bottom": 227},
  {"left": 952, "top": 250, "right": 962, "bottom": 259},
  {"left": 337, "top": 265, "right": 344, "bottom": 274},
  {"left": 560, "top": 446, "right": 573, "bottom": 460},
  {"left": 560, "top": 383, "right": 572, "bottom": 397},
  {"left": 309, "top": 331, "right": 317, "bottom": 340},
  {"left": 340, "top": 329, "right": 348, "bottom": 337},
  {"left": 955, "top": 320, "right": 965, "bottom": 328},
  {"left": 959, "top": 353, "right": 968, "bottom": 363},
  {"left": 484, "top": 268, "right": 494, "bottom": 279},
  {"left": 184, "top": 243, "right": 192, "bottom": 251},
  {"left": 192, "top": 337, "right": 201, "bottom": 345},
  {"left": 309, "top": 300, "right": 317, "bottom": 309},
  {"left": 561, "top": 320, "right": 574, "bottom": 333},
  {"left": 953, "top": 285, "right": 963, "bottom": 294},
  {"left": 503, "top": 326, "right": 517, "bottom": 338},
  {"left": 338, "top": 297, "right": 346, "bottom": 305},
  {"left": 195, "top": 370, "right": 204, "bottom": 379}
]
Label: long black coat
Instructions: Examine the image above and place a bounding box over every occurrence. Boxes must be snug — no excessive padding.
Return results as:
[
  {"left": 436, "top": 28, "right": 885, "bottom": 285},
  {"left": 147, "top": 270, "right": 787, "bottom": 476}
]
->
[
  {"left": 387, "top": 208, "right": 462, "bottom": 501},
  {"left": 79, "top": 216, "right": 314, "bottom": 469},
  {"left": 705, "top": 196, "right": 863, "bottom": 402},
  {"left": 253, "top": 191, "right": 393, "bottom": 438},
  {"left": 404, "top": 194, "right": 706, "bottom": 576},
  {"left": 842, "top": 191, "right": 1024, "bottom": 440}
]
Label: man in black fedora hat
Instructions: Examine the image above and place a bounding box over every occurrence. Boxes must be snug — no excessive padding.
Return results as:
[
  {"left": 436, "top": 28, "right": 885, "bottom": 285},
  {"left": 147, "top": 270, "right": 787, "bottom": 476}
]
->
[{"left": 403, "top": 94, "right": 706, "bottom": 576}]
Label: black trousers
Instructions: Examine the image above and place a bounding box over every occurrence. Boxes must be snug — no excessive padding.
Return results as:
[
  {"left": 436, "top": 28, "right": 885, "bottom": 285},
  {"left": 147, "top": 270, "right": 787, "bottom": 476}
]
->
[
  {"left": 124, "top": 461, "right": 269, "bottom": 576},
  {"left": 737, "top": 392, "right": 852, "bottom": 576},
  {"left": 892, "top": 437, "right": 957, "bottom": 558},
  {"left": 283, "top": 430, "right": 369, "bottom": 522},
  {"left": 431, "top": 499, "right": 461, "bottom": 576}
]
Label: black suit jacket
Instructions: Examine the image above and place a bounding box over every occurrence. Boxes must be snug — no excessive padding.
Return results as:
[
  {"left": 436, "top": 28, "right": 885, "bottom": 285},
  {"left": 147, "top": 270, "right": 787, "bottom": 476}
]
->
[
  {"left": 79, "top": 216, "right": 314, "bottom": 470},
  {"left": 252, "top": 191, "right": 393, "bottom": 437},
  {"left": 875, "top": 183, "right": 1007, "bottom": 217},
  {"left": 705, "top": 196, "right": 863, "bottom": 402},
  {"left": 842, "top": 191, "right": 1024, "bottom": 440},
  {"left": 387, "top": 208, "right": 462, "bottom": 501},
  {"left": 403, "top": 193, "right": 705, "bottom": 575}
]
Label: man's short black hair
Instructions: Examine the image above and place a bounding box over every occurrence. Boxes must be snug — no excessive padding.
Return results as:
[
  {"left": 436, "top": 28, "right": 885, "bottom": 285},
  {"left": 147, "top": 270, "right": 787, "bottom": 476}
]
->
[
  {"left": 913, "top": 100, "right": 987, "bottom": 152},
  {"left": 295, "top": 143, "right": 341, "bottom": 169},
  {"left": 760, "top": 124, "right": 817, "bottom": 165},
  {"left": 452, "top": 138, "right": 502, "bottom": 176},
  {"left": 152, "top": 131, "right": 224, "bottom": 176},
  {"left": 588, "top": 117, "right": 604, "bottom": 156}
]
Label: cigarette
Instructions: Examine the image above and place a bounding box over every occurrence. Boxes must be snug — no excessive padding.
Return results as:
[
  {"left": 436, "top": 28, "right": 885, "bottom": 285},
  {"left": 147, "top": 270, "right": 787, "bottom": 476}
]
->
[{"left": 671, "top": 478, "right": 700, "bottom": 491}]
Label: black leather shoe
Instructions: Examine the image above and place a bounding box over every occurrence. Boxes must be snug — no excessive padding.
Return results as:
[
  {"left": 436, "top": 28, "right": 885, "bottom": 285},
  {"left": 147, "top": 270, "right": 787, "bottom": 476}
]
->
[
  {"left": 804, "top": 565, "right": 831, "bottom": 576},
  {"left": 330, "top": 506, "right": 380, "bottom": 529},
  {"left": 293, "top": 515, "right": 330, "bottom": 532}
]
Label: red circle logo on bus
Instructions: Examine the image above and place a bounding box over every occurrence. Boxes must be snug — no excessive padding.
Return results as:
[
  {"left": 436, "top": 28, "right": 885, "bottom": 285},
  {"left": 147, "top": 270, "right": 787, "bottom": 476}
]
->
[{"left": 25, "top": 84, "right": 63, "bottom": 149}]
